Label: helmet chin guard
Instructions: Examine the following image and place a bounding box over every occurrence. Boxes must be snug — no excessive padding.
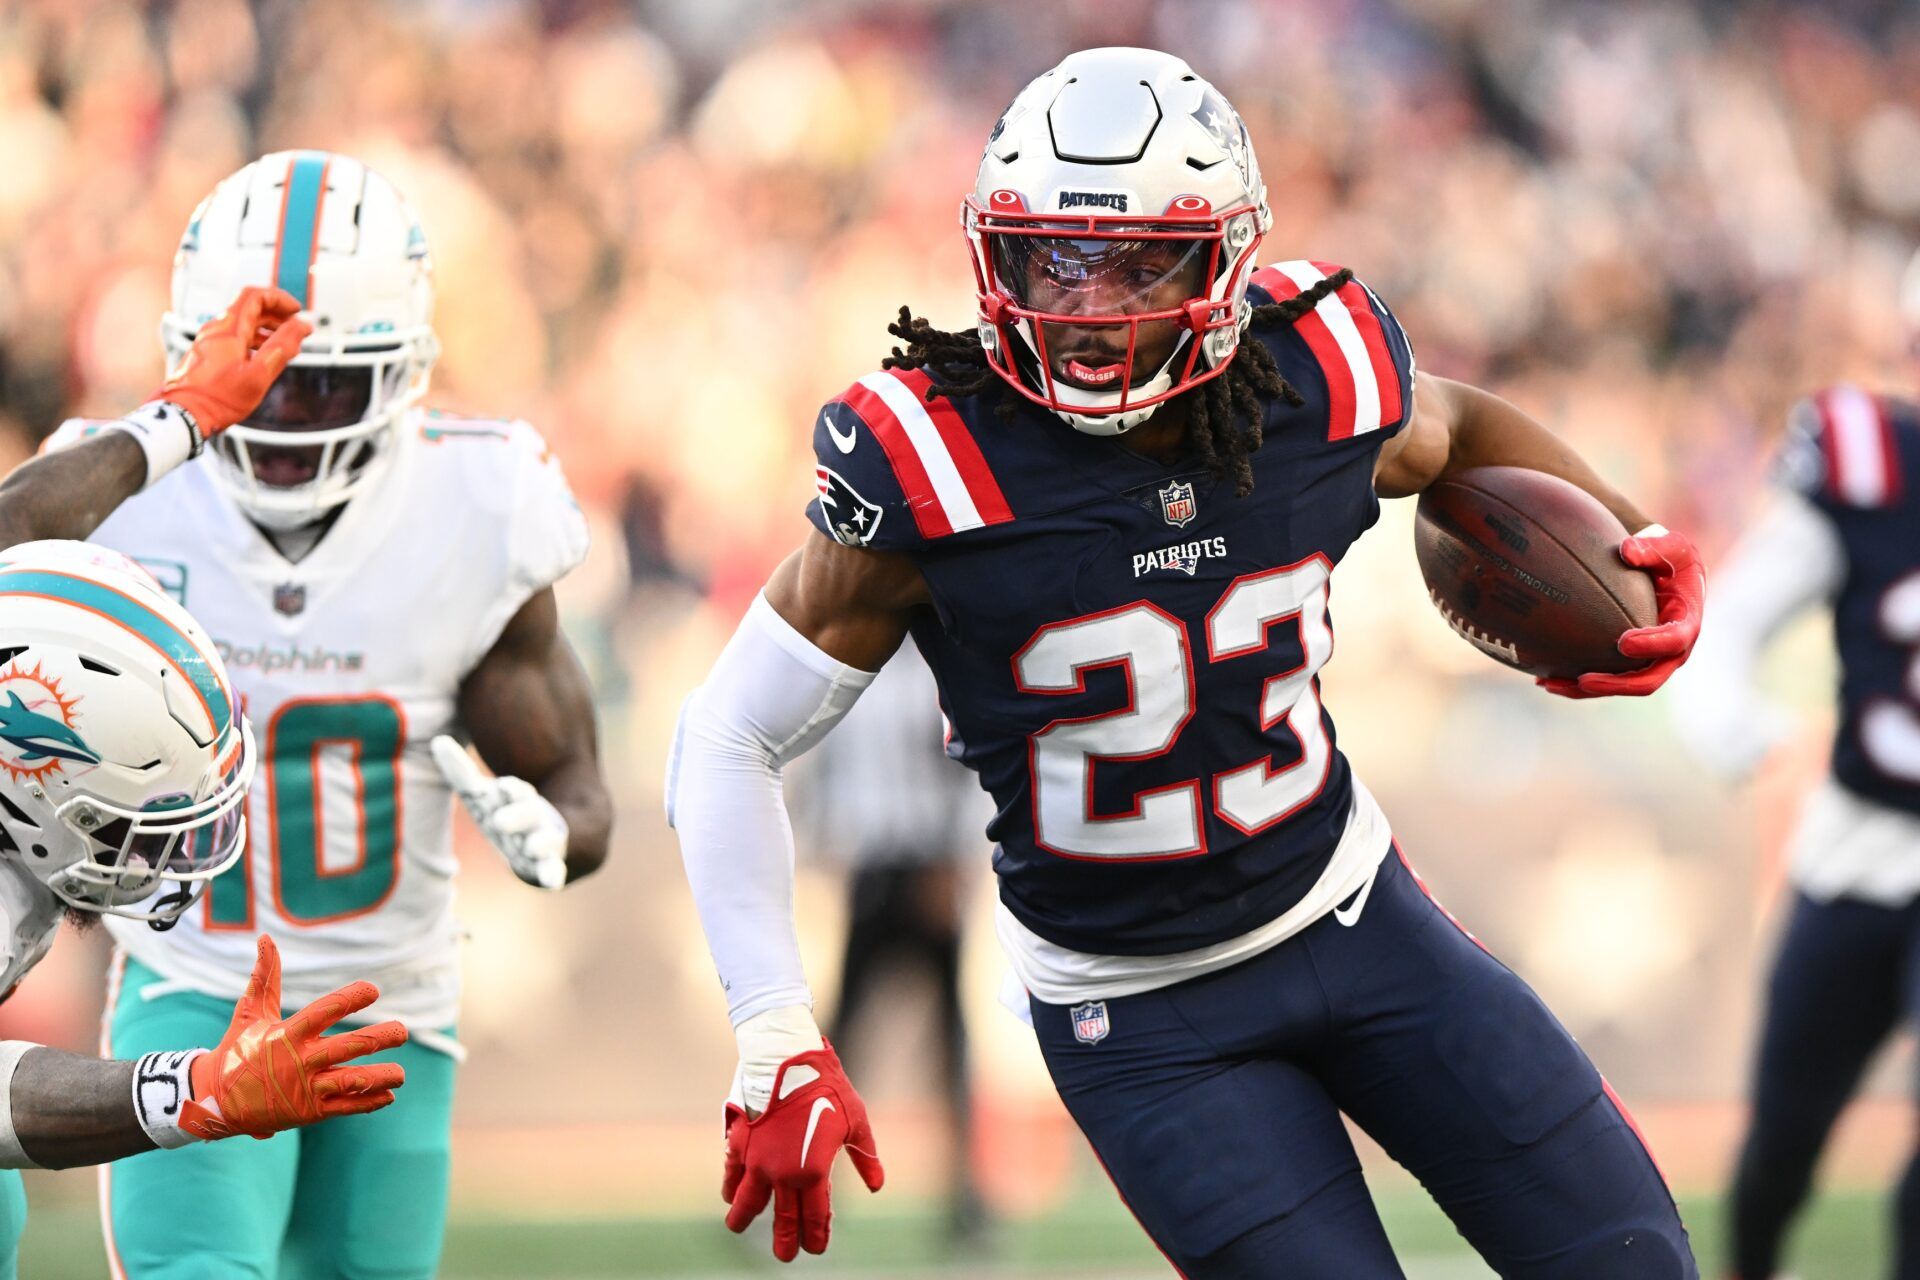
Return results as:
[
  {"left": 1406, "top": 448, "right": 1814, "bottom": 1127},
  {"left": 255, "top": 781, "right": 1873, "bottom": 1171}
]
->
[{"left": 966, "top": 48, "right": 1272, "bottom": 435}]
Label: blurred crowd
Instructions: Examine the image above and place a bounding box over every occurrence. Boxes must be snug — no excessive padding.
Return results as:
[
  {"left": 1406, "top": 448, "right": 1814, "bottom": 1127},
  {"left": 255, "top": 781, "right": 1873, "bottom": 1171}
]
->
[{"left": 4, "top": 0, "right": 1920, "bottom": 1209}]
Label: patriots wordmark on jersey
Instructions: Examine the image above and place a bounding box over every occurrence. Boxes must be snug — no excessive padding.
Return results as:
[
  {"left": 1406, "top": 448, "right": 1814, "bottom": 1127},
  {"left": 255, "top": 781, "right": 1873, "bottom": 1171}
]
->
[
  {"left": 1782, "top": 385, "right": 1920, "bottom": 812},
  {"left": 46, "top": 410, "right": 588, "bottom": 1029},
  {"left": 805, "top": 262, "right": 1415, "bottom": 957}
]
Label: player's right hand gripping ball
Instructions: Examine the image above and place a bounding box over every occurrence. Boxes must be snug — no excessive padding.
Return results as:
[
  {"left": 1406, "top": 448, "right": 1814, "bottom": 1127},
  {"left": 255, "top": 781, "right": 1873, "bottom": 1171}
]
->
[
  {"left": 722, "top": 1040, "right": 884, "bottom": 1262},
  {"left": 156, "top": 286, "right": 312, "bottom": 437},
  {"left": 179, "top": 935, "right": 407, "bottom": 1141}
]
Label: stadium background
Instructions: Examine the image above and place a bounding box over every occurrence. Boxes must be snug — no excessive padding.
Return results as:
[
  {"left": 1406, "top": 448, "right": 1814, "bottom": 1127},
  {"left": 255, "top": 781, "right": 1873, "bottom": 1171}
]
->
[{"left": 2, "top": 0, "right": 1918, "bottom": 1273}]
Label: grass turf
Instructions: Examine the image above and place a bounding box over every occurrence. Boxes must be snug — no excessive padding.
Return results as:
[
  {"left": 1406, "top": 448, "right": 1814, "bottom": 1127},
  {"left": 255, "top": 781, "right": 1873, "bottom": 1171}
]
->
[{"left": 24, "top": 1187, "right": 1883, "bottom": 1277}]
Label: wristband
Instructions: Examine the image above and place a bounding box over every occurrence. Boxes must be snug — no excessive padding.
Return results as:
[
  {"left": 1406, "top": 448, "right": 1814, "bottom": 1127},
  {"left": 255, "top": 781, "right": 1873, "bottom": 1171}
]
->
[
  {"left": 103, "top": 400, "right": 204, "bottom": 490},
  {"left": 132, "top": 1049, "right": 206, "bottom": 1150}
]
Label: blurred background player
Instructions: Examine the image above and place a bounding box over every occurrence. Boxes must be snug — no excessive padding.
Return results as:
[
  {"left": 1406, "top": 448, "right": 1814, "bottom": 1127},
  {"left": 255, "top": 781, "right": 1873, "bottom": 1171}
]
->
[
  {"left": 0, "top": 289, "right": 413, "bottom": 1275},
  {"left": 1670, "top": 257, "right": 1920, "bottom": 1280},
  {"left": 43, "top": 153, "right": 612, "bottom": 1279},
  {"left": 790, "top": 646, "right": 993, "bottom": 1246},
  {"left": 671, "top": 48, "right": 1705, "bottom": 1275}
]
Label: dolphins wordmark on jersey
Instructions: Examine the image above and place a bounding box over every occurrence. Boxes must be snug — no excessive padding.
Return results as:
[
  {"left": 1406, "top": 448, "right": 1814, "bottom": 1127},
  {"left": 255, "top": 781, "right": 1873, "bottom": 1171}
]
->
[{"left": 805, "top": 262, "right": 1415, "bottom": 956}]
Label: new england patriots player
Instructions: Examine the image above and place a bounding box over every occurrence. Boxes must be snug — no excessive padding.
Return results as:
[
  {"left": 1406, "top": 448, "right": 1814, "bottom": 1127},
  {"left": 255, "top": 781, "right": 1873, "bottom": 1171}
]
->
[
  {"left": 671, "top": 49, "right": 1707, "bottom": 1275},
  {"left": 45, "top": 152, "right": 610, "bottom": 1279},
  {"left": 0, "top": 288, "right": 413, "bottom": 1275},
  {"left": 1670, "top": 263, "right": 1920, "bottom": 1279}
]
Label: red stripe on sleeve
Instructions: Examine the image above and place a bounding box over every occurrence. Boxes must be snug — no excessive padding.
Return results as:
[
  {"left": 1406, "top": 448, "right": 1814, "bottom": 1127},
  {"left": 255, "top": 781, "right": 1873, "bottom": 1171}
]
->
[
  {"left": 887, "top": 369, "right": 1015, "bottom": 526},
  {"left": 834, "top": 384, "right": 953, "bottom": 539},
  {"left": 1255, "top": 264, "right": 1356, "bottom": 440},
  {"left": 1813, "top": 391, "right": 1844, "bottom": 502},
  {"left": 1313, "top": 262, "right": 1404, "bottom": 428}
]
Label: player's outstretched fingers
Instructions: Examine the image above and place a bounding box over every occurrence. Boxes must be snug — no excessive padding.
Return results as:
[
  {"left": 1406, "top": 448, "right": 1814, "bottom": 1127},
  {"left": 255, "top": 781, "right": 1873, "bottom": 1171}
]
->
[
  {"left": 770, "top": 1187, "right": 802, "bottom": 1263},
  {"left": 282, "top": 980, "right": 382, "bottom": 1044},
  {"left": 846, "top": 1113, "right": 885, "bottom": 1192},
  {"left": 306, "top": 1021, "right": 409, "bottom": 1071},
  {"left": 724, "top": 1167, "right": 772, "bottom": 1234},
  {"left": 233, "top": 934, "right": 284, "bottom": 1024},
  {"left": 319, "top": 1088, "right": 398, "bottom": 1119},
  {"left": 251, "top": 312, "right": 312, "bottom": 382},
  {"left": 798, "top": 1178, "right": 832, "bottom": 1255},
  {"left": 1618, "top": 623, "right": 1688, "bottom": 660},
  {"left": 313, "top": 1061, "right": 406, "bottom": 1102},
  {"left": 429, "top": 735, "right": 488, "bottom": 801}
]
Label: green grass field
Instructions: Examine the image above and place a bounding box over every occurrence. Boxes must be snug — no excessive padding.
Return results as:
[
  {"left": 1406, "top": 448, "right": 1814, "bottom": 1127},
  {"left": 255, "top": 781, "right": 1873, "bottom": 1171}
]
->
[{"left": 19, "top": 1187, "right": 1885, "bottom": 1277}]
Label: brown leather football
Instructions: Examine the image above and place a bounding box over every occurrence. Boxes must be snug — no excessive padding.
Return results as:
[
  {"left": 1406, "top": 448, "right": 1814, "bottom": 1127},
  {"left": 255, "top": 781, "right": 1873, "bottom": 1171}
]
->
[{"left": 1414, "top": 466, "right": 1657, "bottom": 680}]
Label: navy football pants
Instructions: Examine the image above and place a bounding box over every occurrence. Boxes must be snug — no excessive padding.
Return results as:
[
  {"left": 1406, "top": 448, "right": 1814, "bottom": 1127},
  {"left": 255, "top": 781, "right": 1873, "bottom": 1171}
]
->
[
  {"left": 1031, "top": 849, "right": 1697, "bottom": 1278},
  {"left": 1731, "top": 890, "right": 1920, "bottom": 1279}
]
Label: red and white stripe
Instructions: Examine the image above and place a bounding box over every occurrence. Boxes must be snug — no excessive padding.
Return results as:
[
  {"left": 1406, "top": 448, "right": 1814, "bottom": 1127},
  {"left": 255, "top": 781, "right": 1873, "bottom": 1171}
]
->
[
  {"left": 1253, "top": 261, "right": 1404, "bottom": 440},
  {"left": 1817, "top": 385, "right": 1902, "bottom": 507},
  {"left": 837, "top": 369, "right": 1013, "bottom": 539}
]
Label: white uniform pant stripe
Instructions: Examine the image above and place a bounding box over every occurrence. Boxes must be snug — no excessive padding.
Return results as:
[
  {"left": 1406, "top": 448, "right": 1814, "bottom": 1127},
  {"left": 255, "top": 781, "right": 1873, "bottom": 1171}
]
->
[{"left": 855, "top": 372, "right": 984, "bottom": 532}]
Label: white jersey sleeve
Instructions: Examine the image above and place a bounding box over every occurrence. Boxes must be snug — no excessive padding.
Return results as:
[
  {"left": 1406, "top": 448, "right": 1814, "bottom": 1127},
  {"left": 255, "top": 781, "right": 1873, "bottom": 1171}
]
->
[
  {"left": 455, "top": 420, "right": 589, "bottom": 672},
  {"left": 1667, "top": 487, "right": 1845, "bottom": 780}
]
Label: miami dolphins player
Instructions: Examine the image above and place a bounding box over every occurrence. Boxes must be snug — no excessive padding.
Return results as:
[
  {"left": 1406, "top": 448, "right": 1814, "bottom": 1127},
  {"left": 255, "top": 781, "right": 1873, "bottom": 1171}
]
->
[
  {"left": 48, "top": 151, "right": 610, "bottom": 1278},
  {"left": 0, "top": 286, "right": 413, "bottom": 1277},
  {"left": 671, "top": 48, "right": 1708, "bottom": 1274},
  {"left": 1670, "top": 260, "right": 1920, "bottom": 1279}
]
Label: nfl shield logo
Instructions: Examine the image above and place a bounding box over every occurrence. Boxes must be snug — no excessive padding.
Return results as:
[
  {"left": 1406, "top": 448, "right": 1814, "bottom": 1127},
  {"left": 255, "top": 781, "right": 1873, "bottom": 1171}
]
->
[
  {"left": 273, "top": 583, "right": 306, "bottom": 617},
  {"left": 1071, "top": 1001, "right": 1111, "bottom": 1045},
  {"left": 1159, "top": 480, "right": 1197, "bottom": 528}
]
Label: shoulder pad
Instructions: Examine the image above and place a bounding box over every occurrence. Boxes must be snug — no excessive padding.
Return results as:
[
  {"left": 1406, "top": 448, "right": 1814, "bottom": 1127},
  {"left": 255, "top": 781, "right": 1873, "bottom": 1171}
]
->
[
  {"left": 1781, "top": 385, "right": 1905, "bottom": 508},
  {"left": 807, "top": 369, "right": 1013, "bottom": 549},
  {"left": 1248, "top": 261, "right": 1415, "bottom": 442}
]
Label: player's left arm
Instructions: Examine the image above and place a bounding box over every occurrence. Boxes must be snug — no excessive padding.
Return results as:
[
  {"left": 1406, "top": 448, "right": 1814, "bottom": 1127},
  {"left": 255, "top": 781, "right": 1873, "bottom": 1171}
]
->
[
  {"left": 438, "top": 585, "right": 611, "bottom": 887},
  {"left": 1375, "top": 370, "right": 1705, "bottom": 697}
]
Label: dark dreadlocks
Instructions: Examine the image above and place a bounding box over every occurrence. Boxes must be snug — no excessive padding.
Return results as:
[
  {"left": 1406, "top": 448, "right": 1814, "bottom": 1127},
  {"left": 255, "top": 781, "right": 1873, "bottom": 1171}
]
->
[{"left": 880, "top": 268, "right": 1355, "bottom": 498}]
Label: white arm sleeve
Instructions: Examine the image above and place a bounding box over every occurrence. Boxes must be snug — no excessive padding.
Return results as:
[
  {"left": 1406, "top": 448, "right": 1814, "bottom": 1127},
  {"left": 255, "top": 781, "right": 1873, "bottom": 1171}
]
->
[
  {"left": 666, "top": 593, "right": 877, "bottom": 1026},
  {"left": 1668, "top": 489, "right": 1845, "bottom": 779}
]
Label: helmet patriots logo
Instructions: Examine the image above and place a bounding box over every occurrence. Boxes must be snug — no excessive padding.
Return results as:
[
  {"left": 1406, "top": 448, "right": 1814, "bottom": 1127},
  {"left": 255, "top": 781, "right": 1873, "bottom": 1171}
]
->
[
  {"left": 815, "top": 467, "right": 884, "bottom": 547},
  {"left": 0, "top": 665, "right": 98, "bottom": 782}
]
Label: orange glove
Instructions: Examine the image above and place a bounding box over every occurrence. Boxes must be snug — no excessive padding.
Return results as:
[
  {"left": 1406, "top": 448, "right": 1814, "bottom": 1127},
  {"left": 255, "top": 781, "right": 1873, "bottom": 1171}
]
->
[
  {"left": 155, "top": 285, "right": 312, "bottom": 437},
  {"left": 178, "top": 935, "right": 407, "bottom": 1142}
]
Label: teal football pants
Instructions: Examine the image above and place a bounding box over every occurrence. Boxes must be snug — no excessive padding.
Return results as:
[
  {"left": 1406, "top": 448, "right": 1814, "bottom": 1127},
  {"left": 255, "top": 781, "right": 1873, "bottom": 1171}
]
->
[
  {"left": 102, "top": 956, "right": 457, "bottom": 1279},
  {"left": 0, "top": 1169, "right": 22, "bottom": 1278}
]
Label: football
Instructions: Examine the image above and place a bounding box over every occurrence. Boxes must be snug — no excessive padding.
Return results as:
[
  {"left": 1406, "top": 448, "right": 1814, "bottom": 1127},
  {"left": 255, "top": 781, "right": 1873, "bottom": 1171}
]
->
[{"left": 1414, "top": 466, "right": 1657, "bottom": 680}]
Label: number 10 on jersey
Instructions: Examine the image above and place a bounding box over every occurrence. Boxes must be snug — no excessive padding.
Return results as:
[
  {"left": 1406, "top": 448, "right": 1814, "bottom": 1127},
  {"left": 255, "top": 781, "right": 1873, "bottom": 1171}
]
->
[
  {"left": 1013, "top": 556, "right": 1334, "bottom": 861},
  {"left": 207, "top": 696, "right": 406, "bottom": 927}
]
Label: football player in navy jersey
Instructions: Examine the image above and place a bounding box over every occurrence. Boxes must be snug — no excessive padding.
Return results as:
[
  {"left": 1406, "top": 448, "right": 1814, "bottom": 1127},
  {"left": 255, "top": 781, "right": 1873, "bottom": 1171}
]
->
[
  {"left": 671, "top": 47, "right": 1707, "bottom": 1276},
  {"left": 1670, "top": 264, "right": 1920, "bottom": 1279}
]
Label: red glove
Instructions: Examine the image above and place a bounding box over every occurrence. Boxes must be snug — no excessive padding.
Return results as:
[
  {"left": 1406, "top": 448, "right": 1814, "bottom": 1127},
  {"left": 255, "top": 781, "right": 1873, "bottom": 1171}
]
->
[
  {"left": 179, "top": 935, "right": 408, "bottom": 1141},
  {"left": 156, "top": 286, "right": 312, "bottom": 437},
  {"left": 722, "top": 1040, "right": 884, "bottom": 1261},
  {"left": 1540, "top": 527, "right": 1706, "bottom": 699}
]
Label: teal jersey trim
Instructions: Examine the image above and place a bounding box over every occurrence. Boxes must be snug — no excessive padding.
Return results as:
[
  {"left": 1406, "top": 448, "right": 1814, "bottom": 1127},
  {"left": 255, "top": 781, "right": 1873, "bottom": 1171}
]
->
[
  {"left": 0, "top": 570, "right": 231, "bottom": 736},
  {"left": 275, "top": 153, "right": 330, "bottom": 306}
]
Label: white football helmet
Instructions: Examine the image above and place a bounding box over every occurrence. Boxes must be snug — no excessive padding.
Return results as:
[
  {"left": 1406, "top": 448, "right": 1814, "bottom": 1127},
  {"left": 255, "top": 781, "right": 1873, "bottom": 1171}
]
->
[
  {"left": 965, "top": 48, "right": 1273, "bottom": 435},
  {"left": 162, "top": 151, "right": 438, "bottom": 530},
  {"left": 0, "top": 541, "right": 253, "bottom": 925}
]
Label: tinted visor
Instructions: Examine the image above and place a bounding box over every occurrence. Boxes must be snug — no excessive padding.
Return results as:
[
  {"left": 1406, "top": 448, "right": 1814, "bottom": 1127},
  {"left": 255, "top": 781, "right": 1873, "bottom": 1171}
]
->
[{"left": 991, "top": 235, "right": 1210, "bottom": 314}]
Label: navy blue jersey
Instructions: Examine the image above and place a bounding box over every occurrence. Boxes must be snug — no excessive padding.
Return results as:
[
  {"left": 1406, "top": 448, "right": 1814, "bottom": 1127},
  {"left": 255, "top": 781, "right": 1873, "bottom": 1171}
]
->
[
  {"left": 806, "top": 261, "right": 1417, "bottom": 955},
  {"left": 1780, "top": 385, "right": 1920, "bottom": 815}
]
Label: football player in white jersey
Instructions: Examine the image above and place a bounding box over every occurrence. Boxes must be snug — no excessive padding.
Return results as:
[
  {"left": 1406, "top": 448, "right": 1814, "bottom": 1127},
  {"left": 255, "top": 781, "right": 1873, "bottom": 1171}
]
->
[
  {"left": 45, "top": 151, "right": 611, "bottom": 1279},
  {"left": 0, "top": 288, "right": 415, "bottom": 1276}
]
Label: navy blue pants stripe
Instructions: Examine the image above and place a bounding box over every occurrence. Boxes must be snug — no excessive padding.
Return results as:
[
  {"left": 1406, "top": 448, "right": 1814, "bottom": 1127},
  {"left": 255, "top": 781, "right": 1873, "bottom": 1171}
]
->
[{"left": 1031, "top": 850, "right": 1697, "bottom": 1278}]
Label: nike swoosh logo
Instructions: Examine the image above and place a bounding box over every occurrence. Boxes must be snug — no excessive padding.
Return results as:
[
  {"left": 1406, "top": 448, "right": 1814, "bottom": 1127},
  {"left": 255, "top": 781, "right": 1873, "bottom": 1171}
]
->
[
  {"left": 1332, "top": 865, "right": 1380, "bottom": 927},
  {"left": 800, "top": 1097, "right": 835, "bottom": 1165},
  {"left": 825, "top": 417, "right": 858, "bottom": 454}
]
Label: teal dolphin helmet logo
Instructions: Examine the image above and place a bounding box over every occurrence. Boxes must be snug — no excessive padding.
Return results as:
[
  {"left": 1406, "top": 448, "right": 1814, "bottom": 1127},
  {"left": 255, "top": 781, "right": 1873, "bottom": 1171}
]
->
[{"left": 0, "top": 666, "right": 100, "bottom": 780}]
